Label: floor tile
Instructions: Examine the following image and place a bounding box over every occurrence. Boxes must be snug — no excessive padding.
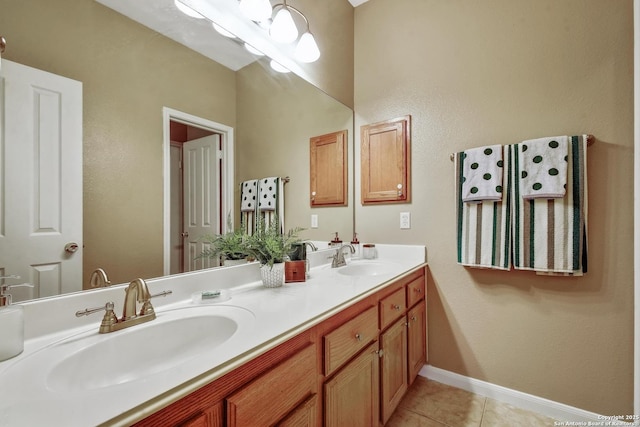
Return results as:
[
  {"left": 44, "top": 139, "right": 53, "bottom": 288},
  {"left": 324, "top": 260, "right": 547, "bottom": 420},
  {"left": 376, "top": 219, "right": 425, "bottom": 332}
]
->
[
  {"left": 480, "top": 398, "right": 558, "bottom": 427},
  {"left": 398, "top": 377, "right": 486, "bottom": 427},
  {"left": 386, "top": 407, "right": 448, "bottom": 427}
]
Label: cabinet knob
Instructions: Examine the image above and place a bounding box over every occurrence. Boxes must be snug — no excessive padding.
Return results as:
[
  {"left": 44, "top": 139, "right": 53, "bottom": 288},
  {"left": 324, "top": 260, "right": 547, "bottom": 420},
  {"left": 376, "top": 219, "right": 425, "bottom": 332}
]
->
[
  {"left": 393, "top": 304, "right": 401, "bottom": 311},
  {"left": 355, "top": 333, "right": 362, "bottom": 341},
  {"left": 374, "top": 349, "right": 384, "bottom": 358},
  {"left": 414, "top": 288, "right": 422, "bottom": 293},
  {"left": 397, "top": 184, "right": 403, "bottom": 196}
]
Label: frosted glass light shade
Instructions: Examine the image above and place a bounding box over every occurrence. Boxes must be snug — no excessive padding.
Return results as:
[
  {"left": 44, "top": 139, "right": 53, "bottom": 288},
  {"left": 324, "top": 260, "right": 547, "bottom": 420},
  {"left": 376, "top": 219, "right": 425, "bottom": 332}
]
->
[
  {"left": 174, "top": 0, "right": 204, "bottom": 19},
  {"left": 270, "top": 8, "right": 298, "bottom": 43},
  {"left": 239, "top": 0, "right": 272, "bottom": 23},
  {"left": 213, "top": 23, "right": 236, "bottom": 38},
  {"left": 295, "top": 32, "right": 320, "bottom": 63},
  {"left": 270, "top": 60, "right": 290, "bottom": 73},
  {"left": 244, "top": 43, "right": 264, "bottom": 56}
]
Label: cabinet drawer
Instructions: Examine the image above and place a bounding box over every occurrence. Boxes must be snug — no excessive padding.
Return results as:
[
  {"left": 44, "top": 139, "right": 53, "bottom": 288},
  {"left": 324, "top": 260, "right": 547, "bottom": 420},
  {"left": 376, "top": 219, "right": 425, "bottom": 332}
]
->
[
  {"left": 324, "top": 305, "right": 379, "bottom": 376},
  {"left": 379, "top": 287, "right": 406, "bottom": 330},
  {"left": 406, "top": 275, "right": 425, "bottom": 308},
  {"left": 226, "top": 343, "right": 316, "bottom": 426}
]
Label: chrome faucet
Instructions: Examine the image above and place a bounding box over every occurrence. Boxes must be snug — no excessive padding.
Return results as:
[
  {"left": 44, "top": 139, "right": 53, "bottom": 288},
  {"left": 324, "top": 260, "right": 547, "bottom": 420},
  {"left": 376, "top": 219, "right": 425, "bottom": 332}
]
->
[
  {"left": 331, "top": 244, "right": 355, "bottom": 268},
  {"left": 303, "top": 241, "right": 318, "bottom": 251},
  {"left": 76, "top": 278, "right": 171, "bottom": 334}
]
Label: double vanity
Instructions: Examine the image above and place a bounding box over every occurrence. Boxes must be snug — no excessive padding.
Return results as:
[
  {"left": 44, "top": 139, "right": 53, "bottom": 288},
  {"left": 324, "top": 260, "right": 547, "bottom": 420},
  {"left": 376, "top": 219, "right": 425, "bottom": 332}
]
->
[{"left": 0, "top": 244, "right": 426, "bottom": 426}]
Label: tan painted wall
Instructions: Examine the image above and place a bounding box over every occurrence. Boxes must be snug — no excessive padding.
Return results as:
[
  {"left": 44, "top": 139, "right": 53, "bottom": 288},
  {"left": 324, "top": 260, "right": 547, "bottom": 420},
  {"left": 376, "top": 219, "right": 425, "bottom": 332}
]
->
[
  {"left": 354, "top": 0, "right": 634, "bottom": 415},
  {"left": 236, "top": 62, "right": 353, "bottom": 241},
  {"left": 1, "top": 0, "right": 237, "bottom": 285},
  {"left": 294, "top": 0, "right": 355, "bottom": 108}
]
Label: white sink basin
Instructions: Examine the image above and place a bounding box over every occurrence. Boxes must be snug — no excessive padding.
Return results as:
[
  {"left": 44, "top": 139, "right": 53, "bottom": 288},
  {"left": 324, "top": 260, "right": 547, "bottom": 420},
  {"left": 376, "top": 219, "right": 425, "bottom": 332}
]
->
[
  {"left": 337, "top": 261, "right": 400, "bottom": 277},
  {"left": 7, "top": 305, "right": 254, "bottom": 393}
]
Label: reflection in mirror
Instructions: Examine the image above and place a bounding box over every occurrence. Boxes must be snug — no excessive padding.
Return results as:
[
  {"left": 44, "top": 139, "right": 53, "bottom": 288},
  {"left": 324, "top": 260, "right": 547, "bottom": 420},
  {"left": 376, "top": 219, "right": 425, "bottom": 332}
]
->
[{"left": 0, "top": 0, "right": 353, "bottom": 303}]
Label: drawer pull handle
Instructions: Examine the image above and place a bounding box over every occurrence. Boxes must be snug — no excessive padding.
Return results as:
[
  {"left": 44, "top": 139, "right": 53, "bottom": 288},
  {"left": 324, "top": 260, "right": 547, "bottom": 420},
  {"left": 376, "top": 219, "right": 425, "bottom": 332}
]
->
[
  {"left": 393, "top": 304, "right": 401, "bottom": 310},
  {"left": 355, "top": 333, "right": 362, "bottom": 341}
]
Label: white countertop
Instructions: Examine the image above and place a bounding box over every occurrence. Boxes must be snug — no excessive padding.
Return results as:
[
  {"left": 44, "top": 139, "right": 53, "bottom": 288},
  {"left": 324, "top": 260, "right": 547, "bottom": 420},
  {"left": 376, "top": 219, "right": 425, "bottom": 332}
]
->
[{"left": 0, "top": 244, "right": 425, "bottom": 427}]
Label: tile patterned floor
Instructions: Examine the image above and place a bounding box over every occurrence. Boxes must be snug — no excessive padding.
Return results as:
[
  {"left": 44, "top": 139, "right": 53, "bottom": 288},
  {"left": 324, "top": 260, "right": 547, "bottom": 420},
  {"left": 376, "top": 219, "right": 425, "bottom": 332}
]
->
[{"left": 387, "top": 377, "right": 559, "bottom": 427}]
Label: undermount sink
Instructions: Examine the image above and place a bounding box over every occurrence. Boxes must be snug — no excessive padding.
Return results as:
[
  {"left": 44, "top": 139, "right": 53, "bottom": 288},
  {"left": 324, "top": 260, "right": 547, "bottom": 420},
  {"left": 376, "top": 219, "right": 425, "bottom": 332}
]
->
[
  {"left": 337, "top": 261, "right": 400, "bottom": 277},
  {"left": 36, "top": 305, "right": 254, "bottom": 392}
]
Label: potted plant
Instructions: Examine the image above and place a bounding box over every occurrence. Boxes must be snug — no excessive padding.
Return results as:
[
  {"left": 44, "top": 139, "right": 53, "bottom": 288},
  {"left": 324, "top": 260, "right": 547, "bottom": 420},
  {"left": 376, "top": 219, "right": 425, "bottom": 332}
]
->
[
  {"left": 198, "top": 218, "right": 250, "bottom": 266},
  {"left": 245, "top": 217, "right": 304, "bottom": 287}
]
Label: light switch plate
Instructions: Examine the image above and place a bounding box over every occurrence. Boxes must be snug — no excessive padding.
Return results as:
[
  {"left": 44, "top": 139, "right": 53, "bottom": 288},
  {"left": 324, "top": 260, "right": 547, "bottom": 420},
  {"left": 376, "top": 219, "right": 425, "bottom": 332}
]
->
[
  {"left": 400, "top": 212, "right": 411, "bottom": 229},
  {"left": 311, "top": 214, "right": 318, "bottom": 228}
]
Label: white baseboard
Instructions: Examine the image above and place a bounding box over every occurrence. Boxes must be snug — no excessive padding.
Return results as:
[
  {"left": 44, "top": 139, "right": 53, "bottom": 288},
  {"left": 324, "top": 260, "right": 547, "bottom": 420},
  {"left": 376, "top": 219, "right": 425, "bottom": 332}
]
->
[{"left": 420, "top": 365, "right": 630, "bottom": 424}]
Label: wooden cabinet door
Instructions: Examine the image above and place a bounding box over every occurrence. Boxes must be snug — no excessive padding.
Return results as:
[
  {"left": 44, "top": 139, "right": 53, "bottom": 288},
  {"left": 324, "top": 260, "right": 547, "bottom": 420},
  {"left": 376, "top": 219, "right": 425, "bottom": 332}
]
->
[
  {"left": 361, "top": 115, "right": 411, "bottom": 204},
  {"left": 277, "top": 395, "right": 318, "bottom": 427},
  {"left": 324, "top": 342, "right": 380, "bottom": 427},
  {"left": 227, "top": 343, "right": 317, "bottom": 426},
  {"left": 407, "top": 300, "right": 427, "bottom": 384},
  {"left": 310, "top": 130, "right": 347, "bottom": 206},
  {"left": 380, "top": 317, "right": 408, "bottom": 424}
]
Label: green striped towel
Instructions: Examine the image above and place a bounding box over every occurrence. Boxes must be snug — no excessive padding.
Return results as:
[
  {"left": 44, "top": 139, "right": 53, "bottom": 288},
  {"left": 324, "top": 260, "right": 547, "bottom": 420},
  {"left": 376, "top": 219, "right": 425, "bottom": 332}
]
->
[
  {"left": 455, "top": 146, "right": 511, "bottom": 270},
  {"left": 510, "top": 135, "right": 588, "bottom": 274}
]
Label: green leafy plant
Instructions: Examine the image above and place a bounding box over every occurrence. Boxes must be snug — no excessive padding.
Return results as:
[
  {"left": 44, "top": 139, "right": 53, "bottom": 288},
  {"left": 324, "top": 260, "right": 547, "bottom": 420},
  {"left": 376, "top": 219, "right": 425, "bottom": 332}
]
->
[
  {"left": 198, "top": 217, "right": 249, "bottom": 262},
  {"left": 245, "top": 216, "right": 304, "bottom": 268}
]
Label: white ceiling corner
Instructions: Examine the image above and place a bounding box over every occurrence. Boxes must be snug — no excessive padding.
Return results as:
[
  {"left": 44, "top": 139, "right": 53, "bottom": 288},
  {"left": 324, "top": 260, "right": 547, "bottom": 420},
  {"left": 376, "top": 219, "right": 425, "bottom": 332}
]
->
[{"left": 348, "top": 0, "right": 370, "bottom": 7}]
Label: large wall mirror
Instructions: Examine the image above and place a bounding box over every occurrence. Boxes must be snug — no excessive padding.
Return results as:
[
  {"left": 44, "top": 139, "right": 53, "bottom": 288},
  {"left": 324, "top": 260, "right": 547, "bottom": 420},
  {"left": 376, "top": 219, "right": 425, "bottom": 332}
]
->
[{"left": 0, "top": 0, "right": 353, "bottom": 302}]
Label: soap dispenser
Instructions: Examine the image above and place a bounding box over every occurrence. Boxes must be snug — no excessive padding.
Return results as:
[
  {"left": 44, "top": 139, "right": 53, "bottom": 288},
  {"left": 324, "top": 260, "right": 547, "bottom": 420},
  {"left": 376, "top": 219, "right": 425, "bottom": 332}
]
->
[
  {"left": 330, "top": 232, "right": 342, "bottom": 248},
  {"left": 351, "top": 233, "right": 360, "bottom": 259},
  {"left": 0, "top": 277, "right": 33, "bottom": 362}
]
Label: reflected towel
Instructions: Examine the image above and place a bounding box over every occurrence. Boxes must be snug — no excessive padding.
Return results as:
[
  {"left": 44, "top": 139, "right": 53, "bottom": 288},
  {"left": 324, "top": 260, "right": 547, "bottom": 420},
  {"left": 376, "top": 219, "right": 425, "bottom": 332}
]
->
[
  {"left": 517, "top": 136, "right": 568, "bottom": 199},
  {"left": 240, "top": 180, "right": 258, "bottom": 212},
  {"left": 510, "top": 135, "right": 588, "bottom": 274},
  {"left": 461, "top": 145, "right": 504, "bottom": 202},
  {"left": 455, "top": 146, "right": 511, "bottom": 270}
]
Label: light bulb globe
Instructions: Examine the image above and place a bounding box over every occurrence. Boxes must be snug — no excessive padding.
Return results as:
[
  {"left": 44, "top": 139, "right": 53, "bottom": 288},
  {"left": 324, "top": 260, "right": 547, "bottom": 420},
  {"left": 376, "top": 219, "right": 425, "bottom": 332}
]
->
[
  {"left": 269, "top": 8, "right": 298, "bottom": 43},
  {"left": 295, "top": 32, "right": 320, "bottom": 63}
]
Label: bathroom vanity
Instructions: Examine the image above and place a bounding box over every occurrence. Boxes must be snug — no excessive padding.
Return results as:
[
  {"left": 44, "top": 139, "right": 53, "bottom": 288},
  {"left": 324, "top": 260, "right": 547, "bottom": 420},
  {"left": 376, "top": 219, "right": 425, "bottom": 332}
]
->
[{"left": 0, "top": 244, "right": 426, "bottom": 426}]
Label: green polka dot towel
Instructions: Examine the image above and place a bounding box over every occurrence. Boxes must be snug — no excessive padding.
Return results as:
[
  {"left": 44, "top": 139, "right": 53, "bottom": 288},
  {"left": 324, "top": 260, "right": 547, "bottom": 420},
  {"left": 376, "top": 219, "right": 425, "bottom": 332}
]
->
[
  {"left": 461, "top": 145, "right": 504, "bottom": 202},
  {"left": 517, "top": 136, "right": 568, "bottom": 199}
]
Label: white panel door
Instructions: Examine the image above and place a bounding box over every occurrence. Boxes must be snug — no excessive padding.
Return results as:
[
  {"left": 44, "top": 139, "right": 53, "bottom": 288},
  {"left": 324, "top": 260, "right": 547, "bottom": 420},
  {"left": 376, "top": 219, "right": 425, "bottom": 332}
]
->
[
  {"left": 182, "top": 135, "right": 221, "bottom": 272},
  {"left": 0, "top": 60, "right": 83, "bottom": 301}
]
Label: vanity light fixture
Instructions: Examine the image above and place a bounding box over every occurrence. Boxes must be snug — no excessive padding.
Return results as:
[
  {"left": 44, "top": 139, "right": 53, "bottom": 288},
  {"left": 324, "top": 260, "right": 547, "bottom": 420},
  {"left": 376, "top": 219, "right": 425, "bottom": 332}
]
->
[
  {"left": 213, "top": 23, "right": 237, "bottom": 38},
  {"left": 270, "top": 1, "right": 321, "bottom": 62},
  {"left": 270, "top": 59, "right": 291, "bottom": 73},
  {"left": 239, "top": 0, "right": 273, "bottom": 23},
  {"left": 244, "top": 43, "right": 265, "bottom": 56},
  {"left": 174, "top": 0, "right": 204, "bottom": 19},
  {"left": 270, "top": 2, "right": 298, "bottom": 43}
]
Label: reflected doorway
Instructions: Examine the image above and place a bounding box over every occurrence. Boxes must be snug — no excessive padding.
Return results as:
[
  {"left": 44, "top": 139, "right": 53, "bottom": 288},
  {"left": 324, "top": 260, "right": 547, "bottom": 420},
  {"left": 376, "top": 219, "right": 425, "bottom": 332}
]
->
[{"left": 162, "top": 108, "right": 235, "bottom": 276}]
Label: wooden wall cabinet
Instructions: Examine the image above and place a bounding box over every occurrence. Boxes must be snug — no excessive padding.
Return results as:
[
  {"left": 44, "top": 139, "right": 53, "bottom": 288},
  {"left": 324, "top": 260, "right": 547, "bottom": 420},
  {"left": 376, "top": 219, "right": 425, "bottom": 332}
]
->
[
  {"left": 361, "top": 115, "right": 411, "bottom": 204},
  {"left": 310, "top": 130, "right": 347, "bottom": 207}
]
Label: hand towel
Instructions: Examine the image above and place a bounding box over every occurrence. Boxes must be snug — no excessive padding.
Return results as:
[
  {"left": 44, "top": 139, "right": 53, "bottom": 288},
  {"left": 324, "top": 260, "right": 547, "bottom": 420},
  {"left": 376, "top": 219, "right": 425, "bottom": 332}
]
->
[
  {"left": 240, "top": 180, "right": 258, "bottom": 212},
  {"left": 455, "top": 146, "right": 511, "bottom": 270},
  {"left": 461, "top": 145, "right": 504, "bottom": 202},
  {"left": 517, "top": 136, "right": 568, "bottom": 199},
  {"left": 258, "top": 177, "right": 280, "bottom": 211},
  {"left": 510, "top": 135, "right": 588, "bottom": 274}
]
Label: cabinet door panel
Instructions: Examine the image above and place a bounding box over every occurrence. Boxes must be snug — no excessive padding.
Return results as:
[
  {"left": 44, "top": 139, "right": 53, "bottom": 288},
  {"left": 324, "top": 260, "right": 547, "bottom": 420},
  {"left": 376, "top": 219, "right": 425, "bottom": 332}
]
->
[
  {"left": 310, "top": 130, "right": 347, "bottom": 206},
  {"left": 324, "top": 342, "right": 380, "bottom": 427},
  {"left": 227, "top": 343, "right": 317, "bottom": 426},
  {"left": 380, "top": 317, "right": 408, "bottom": 424},
  {"left": 361, "top": 115, "right": 411, "bottom": 204},
  {"left": 407, "top": 300, "right": 427, "bottom": 383}
]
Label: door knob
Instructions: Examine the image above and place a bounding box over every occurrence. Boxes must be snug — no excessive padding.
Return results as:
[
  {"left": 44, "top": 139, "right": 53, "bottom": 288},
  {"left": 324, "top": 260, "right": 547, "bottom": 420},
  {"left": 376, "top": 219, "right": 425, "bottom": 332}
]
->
[
  {"left": 64, "top": 242, "right": 79, "bottom": 253},
  {"left": 181, "top": 231, "right": 189, "bottom": 238}
]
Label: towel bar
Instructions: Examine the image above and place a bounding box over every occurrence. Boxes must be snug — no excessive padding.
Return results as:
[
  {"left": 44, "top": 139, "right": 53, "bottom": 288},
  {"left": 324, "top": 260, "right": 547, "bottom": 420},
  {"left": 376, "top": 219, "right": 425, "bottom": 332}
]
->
[{"left": 449, "top": 134, "right": 595, "bottom": 161}]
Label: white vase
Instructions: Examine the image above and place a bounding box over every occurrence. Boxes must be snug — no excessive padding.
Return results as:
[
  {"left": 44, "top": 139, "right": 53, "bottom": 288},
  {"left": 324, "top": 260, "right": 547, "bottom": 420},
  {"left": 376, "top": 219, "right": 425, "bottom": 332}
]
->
[{"left": 260, "top": 263, "right": 285, "bottom": 288}]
